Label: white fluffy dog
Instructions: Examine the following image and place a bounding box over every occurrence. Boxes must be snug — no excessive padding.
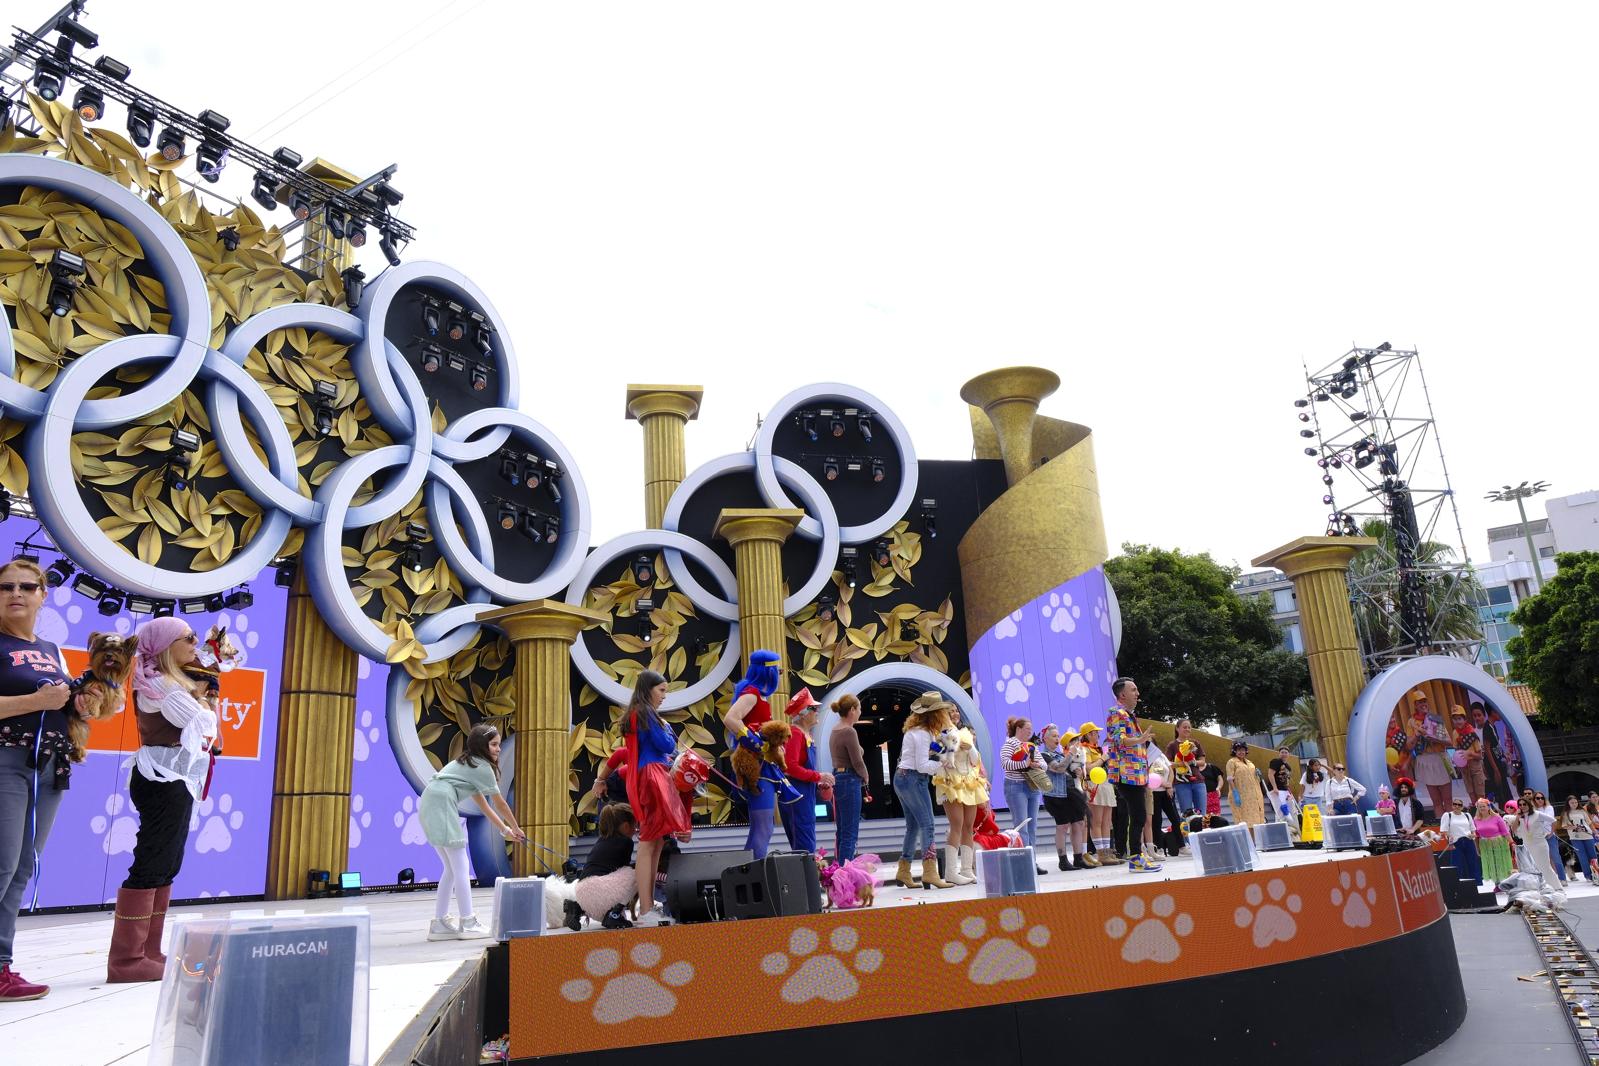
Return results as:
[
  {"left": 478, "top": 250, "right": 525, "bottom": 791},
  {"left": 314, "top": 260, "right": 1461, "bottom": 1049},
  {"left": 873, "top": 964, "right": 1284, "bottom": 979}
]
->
[{"left": 542, "top": 874, "right": 578, "bottom": 929}]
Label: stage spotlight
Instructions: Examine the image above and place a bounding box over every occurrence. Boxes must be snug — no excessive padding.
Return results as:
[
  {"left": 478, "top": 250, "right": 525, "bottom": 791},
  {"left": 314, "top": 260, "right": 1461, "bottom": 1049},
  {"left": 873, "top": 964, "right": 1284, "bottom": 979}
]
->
[
  {"left": 839, "top": 547, "right": 859, "bottom": 589},
  {"left": 1297, "top": 413, "right": 1310, "bottom": 423},
  {"left": 800, "top": 412, "right": 817, "bottom": 442},
  {"left": 858, "top": 413, "right": 874, "bottom": 442},
  {"left": 307, "top": 869, "right": 331, "bottom": 899},
  {"left": 499, "top": 452, "right": 522, "bottom": 487},
  {"left": 45, "top": 559, "right": 75, "bottom": 589},
  {"left": 822, "top": 457, "right": 840, "bottom": 482},
  {"left": 32, "top": 57, "right": 67, "bottom": 101},
  {"left": 829, "top": 413, "right": 845, "bottom": 438},
  {"left": 446, "top": 303, "right": 467, "bottom": 341},
  {"left": 311, "top": 380, "right": 338, "bottom": 437},
  {"left": 205, "top": 592, "right": 224, "bottom": 611},
  {"left": 1322, "top": 474, "right": 1334, "bottom": 486},
  {"left": 470, "top": 364, "right": 488, "bottom": 392},
  {"left": 219, "top": 227, "right": 240, "bottom": 252},
  {"left": 497, "top": 500, "right": 518, "bottom": 530},
  {"left": 1349, "top": 411, "right": 1368, "bottom": 422},
  {"left": 816, "top": 590, "right": 836, "bottom": 622},
  {"left": 195, "top": 138, "right": 228, "bottom": 183},
  {"left": 1322, "top": 494, "right": 1334, "bottom": 505},
  {"left": 347, "top": 221, "right": 367, "bottom": 248},
  {"left": 1341, "top": 386, "right": 1358, "bottom": 399},
  {"left": 126, "top": 594, "right": 157, "bottom": 615},
  {"left": 1316, "top": 458, "right": 1329, "bottom": 469},
  {"left": 1303, "top": 447, "right": 1317, "bottom": 457},
  {"left": 273, "top": 557, "right": 297, "bottom": 588},
  {"left": 72, "top": 572, "right": 107, "bottom": 600},
  {"left": 870, "top": 457, "right": 885, "bottom": 483},
  {"left": 379, "top": 227, "right": 402, "bottom": 267},
  {"left": 324, "top": 206, "right": 347, "bottom": 240},
  {"left": 250, "top": 171, "right": 278, "bottom": 211},
  {"left": 164, "top": 427, "right": 200, "bottom": 491},
  {"left": 547, "top": 469, "right": 563, "bottom": 505},
  {"left": 1330, "top": 458, "right": 1343, "bottom": 469},
  {"left": 636, "top": 597, "right": 655, "bottom": 644},
  {"left": 157, "top": 127, "right": 185, "bottom": 161},
  {"left": 402, "top": 540, "right": 424, "bottom": 572},
  {"left": 1299, "top": 430, "right": 1314, "bottom": 438},
  {"left": 223, "top": 586, "right": 253, "bottom": 609},
  {"left": 420, "top": 344, "right": 443, "bottom": 373},
  {"left": 1373, "top": 341, "right": 1392, "bottom": 353},
  {"left": 89, "top": 53, "right": 131, "bottom": 80},
  {"left": 398, "top": 868, "right": 415, "bottom": 890},
  {"left": 474, "top": 318, "right": 494, "bottom": 356},
  {"left": 47, "top": 249, "right": 86, "bottom": 317},
  {"left": 1315, "top": 391, "right": 1330, "bottom": 402},
  {"left": 99, "top": 591, "right": 123, "bottom": 616},
  {"left": 288, "top": 190, "right": 312, "bottom": 221},
  {"left": 1354, "top": 453, "right": 1375, "bottom": 470},
  {"left": 524, "top": 458, "right": 549, "bottom": 490},
  {"left": 421, "top": 297, "right": 441, "bottom": 337},
  {"left": 340, "top": 266, "right": 365, "bottom": 310},
  {"left": 270, "top": 144, "right": 303, "bottom": 169},
  {"left": 920, "top": 498, "right": 938, "bottom": 539},
  {"left": 445, "top": 353, "right": 467, "bottom": 373},
  {"left": 632, "top": 553, "right": 654, "bottom": 586},
  {"left": 542, "top": 515, "right": 560, "bottom": 543},
  {"left": 72, "top": 85, "right": 105, "bottom": 122},
  {"left": 152, "top": 600, "right": 176, "bottom": 618},
  {"left": 871, "top": 538, "right": 892, "bottom": 568},
  {"left": 1293, "top": 399, "right": 1309, "bottom": 408}
]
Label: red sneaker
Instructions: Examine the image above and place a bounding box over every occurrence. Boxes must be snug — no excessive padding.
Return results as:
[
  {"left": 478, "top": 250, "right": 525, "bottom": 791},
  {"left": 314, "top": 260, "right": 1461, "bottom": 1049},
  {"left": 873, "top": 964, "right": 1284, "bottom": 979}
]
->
[{"left": 0, "top": 965, "right": 49, "bottom": 1002}]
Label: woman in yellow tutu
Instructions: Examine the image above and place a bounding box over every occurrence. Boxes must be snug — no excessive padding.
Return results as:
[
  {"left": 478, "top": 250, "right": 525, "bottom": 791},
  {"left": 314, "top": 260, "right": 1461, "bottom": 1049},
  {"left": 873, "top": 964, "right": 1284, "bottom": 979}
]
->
[{"left": 933, "top": 703, "right": 988, "bottom": 886}]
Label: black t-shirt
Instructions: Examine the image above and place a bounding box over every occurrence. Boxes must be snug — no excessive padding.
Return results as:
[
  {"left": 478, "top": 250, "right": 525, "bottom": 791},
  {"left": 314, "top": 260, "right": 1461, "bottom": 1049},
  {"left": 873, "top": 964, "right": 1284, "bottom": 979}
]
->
[
  {"left": 580, "top": 834, "right": 635, "bottom": 879},
  {"left": 1269, "top": 757, "right": 1290, "bottom": 776},
  {"left": 1200, "top": 764, "right": 1224, "bottom": 793},
  {"left": 0, "top": 632, "right": 70, "bottom": 745}
]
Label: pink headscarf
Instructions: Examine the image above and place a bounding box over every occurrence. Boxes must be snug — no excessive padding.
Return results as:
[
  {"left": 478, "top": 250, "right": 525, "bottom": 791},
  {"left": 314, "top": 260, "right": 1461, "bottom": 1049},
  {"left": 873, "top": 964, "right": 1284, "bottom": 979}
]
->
[{"left": 131, "top": 617, "right": 194, "bottom": 702}]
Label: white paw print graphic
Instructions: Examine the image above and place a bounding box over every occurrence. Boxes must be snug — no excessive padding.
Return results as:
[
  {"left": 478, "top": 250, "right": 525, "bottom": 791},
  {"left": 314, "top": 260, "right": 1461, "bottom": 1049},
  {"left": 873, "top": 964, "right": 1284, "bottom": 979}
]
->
[
  {"left": 561, "top": 944, "right": 693, "bottom": 1024},
  {"left": 395, "top": 795, "right": 427, "bottom": 845},
  {"left": 993, "top": 609, "right": 1023, "bottom": 640},
  {"left": 1105, "top": 894, "right": 1193, "bottom": 964},
  {"left": 1234, "top": 879, "right": 1302, "bottom": 948},
  {"left": 998, "top": 663, "right": 1034, "bottom": 705},
  {"left": 352, "top": 709, "right": 381, "bottom": 763},
  {"left": 349, "top": 794, "right": 373, "bottom": 849},
  {"left": 1094, "top": 595, "right": 1111, "bottom": 637},
  {"left": 942, "top": 907, "right": 1050, "bottom": 986},
  {"left": 194, "top": 794, "right": 244, "bottom": 854},
  {"left": 1331, "top": 869, "right": 1377, "bottom": 928},
  {"left": 1040, "top": 591, "right": 1080, "bottom": 634},
  {"left": 1053, "top": 656, "right": 1094, "bottom": 701},
  {"left": 89, "top": 793, "right": 138, "bottom": 856},
  {"left": 761, "top": 926, "right": 883, "bottom": 1004}
]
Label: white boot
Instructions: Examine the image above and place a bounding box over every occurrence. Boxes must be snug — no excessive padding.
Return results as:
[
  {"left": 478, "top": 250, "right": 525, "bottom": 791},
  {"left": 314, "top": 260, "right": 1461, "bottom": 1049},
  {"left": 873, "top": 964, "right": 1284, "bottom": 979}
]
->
[
  {"left": 945, "top": 846, "right": 974, "bottom": 886},
  {"left": 958, "top": 844, "right": 980, "bottom": 886}
]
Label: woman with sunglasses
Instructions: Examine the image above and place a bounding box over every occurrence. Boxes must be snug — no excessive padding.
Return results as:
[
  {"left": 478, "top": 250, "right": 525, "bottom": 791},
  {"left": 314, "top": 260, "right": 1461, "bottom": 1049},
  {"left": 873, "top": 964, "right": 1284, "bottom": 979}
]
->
[
  {"left": 1325, "top": 763, "right": 1367, "bottom": 817},
  {"left": 1533, "top": 791, "right": 1568, "bottom": 885},
  {"left": 0, "top": 560, "right": 100, "bottom": 1001},
  {"left": 1439, "top": 797, "right": 1480, "bottom": 884}
]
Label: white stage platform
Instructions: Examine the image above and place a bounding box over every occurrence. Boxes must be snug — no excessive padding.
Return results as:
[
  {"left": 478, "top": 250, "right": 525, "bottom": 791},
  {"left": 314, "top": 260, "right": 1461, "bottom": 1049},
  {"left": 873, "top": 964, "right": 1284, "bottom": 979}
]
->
[{"left": 9, "top": 844, "right": 1594, "bottom": 1066}]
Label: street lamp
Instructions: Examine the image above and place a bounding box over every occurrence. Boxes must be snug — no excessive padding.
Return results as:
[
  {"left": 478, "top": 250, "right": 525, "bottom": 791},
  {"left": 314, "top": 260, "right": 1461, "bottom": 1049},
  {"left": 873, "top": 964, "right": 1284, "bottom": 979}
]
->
[{"left": 1484, "top": 481, "right": 1551, "bottom": 593}]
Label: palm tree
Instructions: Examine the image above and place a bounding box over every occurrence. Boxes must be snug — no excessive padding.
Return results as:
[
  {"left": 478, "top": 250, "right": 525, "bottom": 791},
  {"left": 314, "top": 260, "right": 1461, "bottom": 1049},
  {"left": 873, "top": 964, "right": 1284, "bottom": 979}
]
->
[
  {"left": 1349, "top": 517, "right": 1484, "bottom": 666},
  {"left": 1279, "top": 695, "right": 1321, "bottom": 751}
]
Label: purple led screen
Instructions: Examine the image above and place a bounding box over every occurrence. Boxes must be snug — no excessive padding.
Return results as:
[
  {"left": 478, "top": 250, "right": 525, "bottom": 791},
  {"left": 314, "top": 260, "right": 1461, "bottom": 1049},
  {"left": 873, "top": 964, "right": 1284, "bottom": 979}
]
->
[
  {"left": 968, "top": 566, "right": 1119, "bottom": 810},
  {"left": 347, "top": 660, "right": 439, "bottom": 885}
]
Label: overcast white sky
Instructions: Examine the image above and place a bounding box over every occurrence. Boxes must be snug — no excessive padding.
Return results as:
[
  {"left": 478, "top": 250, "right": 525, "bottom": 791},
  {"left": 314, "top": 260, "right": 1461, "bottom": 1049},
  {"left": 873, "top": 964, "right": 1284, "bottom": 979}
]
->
[{"left": 65, "top": 1, "right": 1596, "bottom": 570}]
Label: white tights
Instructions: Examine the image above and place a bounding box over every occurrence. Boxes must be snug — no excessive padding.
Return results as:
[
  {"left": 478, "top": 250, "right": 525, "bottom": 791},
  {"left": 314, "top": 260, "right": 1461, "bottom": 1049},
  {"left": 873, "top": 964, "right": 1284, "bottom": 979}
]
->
[{"left": 433, "top": 845, "right": 475, "bottom": 920}]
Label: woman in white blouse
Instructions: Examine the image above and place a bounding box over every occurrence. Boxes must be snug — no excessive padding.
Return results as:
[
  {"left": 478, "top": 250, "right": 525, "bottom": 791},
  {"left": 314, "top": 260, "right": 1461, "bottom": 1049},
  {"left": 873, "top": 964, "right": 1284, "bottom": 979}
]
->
[
  {"left": 1325, "top": 762, "right": 1367, "bottom": 816},
  {"left": 108, "top": 618, "right": 218, "bottom": 983},
  {"left": 892, "top": 693, "right": 953, "bottom": 890}
]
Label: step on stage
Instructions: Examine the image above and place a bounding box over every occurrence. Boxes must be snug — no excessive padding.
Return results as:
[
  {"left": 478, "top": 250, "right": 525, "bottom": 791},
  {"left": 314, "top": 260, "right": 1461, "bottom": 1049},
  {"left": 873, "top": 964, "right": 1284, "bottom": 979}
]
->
[{"left": 499, "top": 845, "right": 1464, "bottom": 1065}]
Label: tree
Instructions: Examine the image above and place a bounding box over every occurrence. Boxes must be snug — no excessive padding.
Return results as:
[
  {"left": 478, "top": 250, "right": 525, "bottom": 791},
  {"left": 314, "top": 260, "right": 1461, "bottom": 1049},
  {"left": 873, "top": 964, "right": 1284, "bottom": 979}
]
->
[
  {"left": 1279, "top": 695, "right": 1321, "bottom": 750},
  {"left": 1104, "top": 544, "right": 1310, "bottom": 735},
  {"left": 1507, "top": 551, "right": 1599, "bottom": 731},
  {"left": 1349, "top": 518, "right": 1484, "bottom": 665}
]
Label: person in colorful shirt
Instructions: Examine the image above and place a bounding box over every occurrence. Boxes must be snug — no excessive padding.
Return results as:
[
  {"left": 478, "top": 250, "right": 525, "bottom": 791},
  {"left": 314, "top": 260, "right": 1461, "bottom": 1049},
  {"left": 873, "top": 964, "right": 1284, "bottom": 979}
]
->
[
  {"left": 1105, "top": 678, "right": 1161, "bottom": 873},
  {"left": 778, "top": 689, "right": 832, "bottom": 855}
]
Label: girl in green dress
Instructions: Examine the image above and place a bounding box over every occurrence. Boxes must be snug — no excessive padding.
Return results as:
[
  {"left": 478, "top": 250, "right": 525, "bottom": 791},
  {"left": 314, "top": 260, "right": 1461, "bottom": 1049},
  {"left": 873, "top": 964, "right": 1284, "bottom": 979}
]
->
[{"left": 420, "top": 724, "right": 525, "bottom": 940}]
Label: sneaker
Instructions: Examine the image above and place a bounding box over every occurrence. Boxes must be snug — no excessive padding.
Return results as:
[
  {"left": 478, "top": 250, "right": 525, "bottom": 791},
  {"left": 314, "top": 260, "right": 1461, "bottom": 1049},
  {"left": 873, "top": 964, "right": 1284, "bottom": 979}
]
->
[
  {"left": 0, "top": 965, "right": 48, "bottom": 1002},
  {"left": 634, "top": 910, "right": 669, "bottom": 928},
  {"left": 426, "top": 917, "right": 460, "bottom": 942},
  {"left": 1129, "top": 856, "right": 1163, "bottom": 874},
  {"left": 563, "top": 899, "right": 584, "bottom": 932},
  {"left": 601, "top": 905, "right": 633, "bottom": 930},
  {"left": 456, "top": 916, "right": 493, "bottom": 940}
]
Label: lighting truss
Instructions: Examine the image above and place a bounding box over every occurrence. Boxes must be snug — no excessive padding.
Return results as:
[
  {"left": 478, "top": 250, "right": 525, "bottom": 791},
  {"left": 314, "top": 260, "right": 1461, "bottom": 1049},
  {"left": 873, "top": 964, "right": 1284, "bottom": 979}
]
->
[{"left": 1296, "top": 343, "right": 1479, "bottom": 671}]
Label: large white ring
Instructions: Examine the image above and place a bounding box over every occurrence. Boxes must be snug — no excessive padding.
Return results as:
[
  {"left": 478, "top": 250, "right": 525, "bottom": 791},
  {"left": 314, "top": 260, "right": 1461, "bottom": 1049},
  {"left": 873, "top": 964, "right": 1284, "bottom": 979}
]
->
[{"left": 751, "top": 382, "right": 918, "bottom": 544}]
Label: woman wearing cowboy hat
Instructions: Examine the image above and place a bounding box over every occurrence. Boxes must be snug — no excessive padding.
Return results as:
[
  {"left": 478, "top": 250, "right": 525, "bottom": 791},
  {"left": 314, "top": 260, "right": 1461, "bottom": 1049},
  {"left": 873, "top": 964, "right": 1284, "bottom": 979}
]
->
[{"left": 892, "top": 692, "right": 955, "bottom": 889}]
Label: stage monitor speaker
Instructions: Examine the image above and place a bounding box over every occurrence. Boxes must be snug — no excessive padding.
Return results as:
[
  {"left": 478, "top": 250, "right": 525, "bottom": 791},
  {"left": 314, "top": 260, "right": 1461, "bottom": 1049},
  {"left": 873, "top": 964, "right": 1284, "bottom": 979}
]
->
[
  {"left": 720, "top": 852, "right": 824, "bottom": 920},
  {"left": 1366, "top": 814, "right": 1396, "bottom": 837},
  {"left": 976, "top": 845, "right": 1037, "bottom": 896},
  {"left": 664, "top": 849, "right": 753, "bottom": 923},
  {"left": 1193, "top": 826, "right": 1254, "bottom": 876},
  {"left": 1323, "top": 813, "right": 1369, "bottom": 851},
  {"left": 491, "top": 876, "right": 545, "bottom": 940},
  {"left": 1252, "top": 821, "right": 1293, "bottom": 852}
]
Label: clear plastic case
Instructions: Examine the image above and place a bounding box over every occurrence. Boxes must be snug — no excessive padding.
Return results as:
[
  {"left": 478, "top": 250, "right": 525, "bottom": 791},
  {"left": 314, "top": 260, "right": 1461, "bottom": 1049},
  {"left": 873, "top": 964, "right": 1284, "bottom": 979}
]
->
[
  {"left": 975, "top": 846, "right": 1038, "bottom": 896},
  {"left": 1323, "top": 813, "right": 1370, "bottom": 851},
  {"left": 491, "top": 876, "right": 547, "bottom": 940},
  {"left": 1252, "top": 820, "right": 1293, "bottom": 851},
  {"left": 1192, "top": 825, "right": 1255, "bottom": 876}
]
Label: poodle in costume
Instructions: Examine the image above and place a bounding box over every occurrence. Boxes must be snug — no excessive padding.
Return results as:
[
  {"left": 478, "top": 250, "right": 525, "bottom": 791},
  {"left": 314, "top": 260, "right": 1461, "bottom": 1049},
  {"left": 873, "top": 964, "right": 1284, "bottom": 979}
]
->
[
  {"left": 731, "top": 720, "right": 802, "bottom": 805},
  {"left": 819, "top": 852, "right": 879, "bottom": 909}
]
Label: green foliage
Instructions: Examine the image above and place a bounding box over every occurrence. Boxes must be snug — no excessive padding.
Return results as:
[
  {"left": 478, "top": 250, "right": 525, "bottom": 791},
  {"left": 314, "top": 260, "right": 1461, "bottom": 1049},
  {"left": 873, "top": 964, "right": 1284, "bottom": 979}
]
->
[
  {"left": 1507, "top": 551, "right": 1599, "bottom": 730},
  {"left": 1350, "top": 518, "right": 1483, "bottom": 662},
  {"left": 1279, "top": 695, "right": 1321, "bottom": 750},
  {"left": 1105, "top": 544, "right": 1310, "bottom": 735}
]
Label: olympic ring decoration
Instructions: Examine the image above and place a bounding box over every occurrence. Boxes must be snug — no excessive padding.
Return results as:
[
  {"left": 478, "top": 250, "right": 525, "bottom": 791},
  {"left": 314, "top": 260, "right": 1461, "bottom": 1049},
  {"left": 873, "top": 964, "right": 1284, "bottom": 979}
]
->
[{"left": 0, "top": 153, "right": 592, "bottom": 665}]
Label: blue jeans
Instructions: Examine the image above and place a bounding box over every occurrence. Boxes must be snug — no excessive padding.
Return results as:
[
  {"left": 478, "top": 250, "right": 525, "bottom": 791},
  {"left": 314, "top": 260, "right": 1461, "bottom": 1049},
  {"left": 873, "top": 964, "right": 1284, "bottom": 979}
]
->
[
  {"left": 834, "top": 771, "right": 863, "bottom": 862},
  {"left": 1450, "top": 836, "right": 1482, "bottom": 884},
  {"left": 1174, "top": 780, "right": 1206, "bottom": 817},
  {"left": 743, "top": 806, "right": 775, "bottom": 860},
  {"left": 1549, "top": 835, "right": 1568, "bottom": 883},
  {"left": 779, "top": 782, "right": 818, "bottom": 855},
  {"left": 1572, "top": 838, "right": 1599, "bottom": 881},
  {"left": 1332, "top": 797, "right": 1358, "bottom": 816},
  {"left": 0, "top": 750, "right": 64, "bottom": 966},
  {"left": 1003, "top": 778, "right": 1040, "bottom": 849},
  {"left": 893, "top": 770, "right": 935, "bottom": 861}
]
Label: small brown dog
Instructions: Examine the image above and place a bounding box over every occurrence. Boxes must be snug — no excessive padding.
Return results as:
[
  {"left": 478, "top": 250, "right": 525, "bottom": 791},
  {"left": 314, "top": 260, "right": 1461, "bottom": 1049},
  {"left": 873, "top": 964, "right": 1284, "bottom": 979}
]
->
[
  {"left": 730, "top": 720, "right": 792, "bottom": 793},
  {"left": 67, "top": 632, "right": 138, "bottom": 761}
]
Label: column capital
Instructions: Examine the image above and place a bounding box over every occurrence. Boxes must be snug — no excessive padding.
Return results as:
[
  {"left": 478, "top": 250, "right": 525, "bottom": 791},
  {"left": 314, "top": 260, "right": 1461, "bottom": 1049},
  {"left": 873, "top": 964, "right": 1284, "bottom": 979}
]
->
[
  {"left": 1252, "top": 535, "right": 1378, "bottom": 580},
  {"left": 478, "top": 599, "right": 608, "bottom": 644},
  {"left": 714, "top": 508, "right": 804, "bottom": 548},
  {"left": 626, "top": 385, "right": 704, "bottom": 422}
]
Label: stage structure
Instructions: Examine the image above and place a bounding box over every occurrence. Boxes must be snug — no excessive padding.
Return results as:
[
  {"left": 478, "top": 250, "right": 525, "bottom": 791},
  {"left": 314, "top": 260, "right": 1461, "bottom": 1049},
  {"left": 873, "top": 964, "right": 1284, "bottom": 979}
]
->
[{"left": 1294, "top": 343, "right": 1482, "bottom": 670}]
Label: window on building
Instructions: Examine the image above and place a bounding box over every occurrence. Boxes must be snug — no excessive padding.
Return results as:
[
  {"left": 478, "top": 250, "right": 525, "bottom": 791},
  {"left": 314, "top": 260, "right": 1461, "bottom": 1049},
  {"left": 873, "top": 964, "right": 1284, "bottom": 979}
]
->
[
  {"left": 1487, "top": 585, "right": 1512, "bottom": 605},
  {"left": 1273, "top": 589, "right": 1296, "bottom": 614},
  {"left": 1540, "top": 546, "right": 1555, "bottom": 558},
  {"left": 1281, "top": 623, "right": 1303, "bottom": 654}
]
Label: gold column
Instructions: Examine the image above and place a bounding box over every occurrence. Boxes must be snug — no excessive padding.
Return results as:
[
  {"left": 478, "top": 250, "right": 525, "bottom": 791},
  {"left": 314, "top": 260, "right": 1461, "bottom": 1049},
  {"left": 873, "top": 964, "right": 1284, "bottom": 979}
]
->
[
  {"left": 1252, "top": 536, "right": 1378, "bottom": 768},
  {"left": 960, "top": 367, "right": 1062, "bottom": 488},
  {"left": 478, "top": 600, "right": 608, "bottom": 876},
  {"left": 715, "top": 508, "right": 804, "bottom": 714},
  {"left": 265, "top": 568, "right": 359, "bottom": 900},
  {"left": 625, "top": 385, "right": 704, "bottom": 529}
]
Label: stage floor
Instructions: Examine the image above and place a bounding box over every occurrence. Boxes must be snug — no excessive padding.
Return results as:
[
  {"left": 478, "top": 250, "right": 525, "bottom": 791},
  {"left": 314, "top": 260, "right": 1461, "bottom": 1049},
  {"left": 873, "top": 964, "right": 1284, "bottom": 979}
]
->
[{"left": 9, "top": 845, "right": 1599, "bottom": 1066}]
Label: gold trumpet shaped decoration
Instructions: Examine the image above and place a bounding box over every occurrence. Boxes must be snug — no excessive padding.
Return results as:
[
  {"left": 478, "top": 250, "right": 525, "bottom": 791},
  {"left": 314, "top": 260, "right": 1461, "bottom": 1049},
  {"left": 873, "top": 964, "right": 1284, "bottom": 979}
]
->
[{"left": 959, "top": 367, "right": 1061, "bottom": 488}]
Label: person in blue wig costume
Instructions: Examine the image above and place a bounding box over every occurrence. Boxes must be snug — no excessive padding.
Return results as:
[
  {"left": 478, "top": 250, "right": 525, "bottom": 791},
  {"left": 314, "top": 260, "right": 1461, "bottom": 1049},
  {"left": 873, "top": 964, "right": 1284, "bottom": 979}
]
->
[{"left": 722, "top": 650, "right": 788, "bottom": 857}]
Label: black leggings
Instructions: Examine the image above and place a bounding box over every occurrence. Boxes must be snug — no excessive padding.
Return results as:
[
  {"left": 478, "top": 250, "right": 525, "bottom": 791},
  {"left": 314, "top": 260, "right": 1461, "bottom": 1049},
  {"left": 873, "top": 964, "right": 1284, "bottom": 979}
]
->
[
  {"left": 1113, "top": 782, "right": 1146, "bottom": 857},
  {"left": 124, "top": 770, "right": 193, "bottom": 890},
  {"left": 1149, "top": 790, "right": 1182, "bottom": 850}
]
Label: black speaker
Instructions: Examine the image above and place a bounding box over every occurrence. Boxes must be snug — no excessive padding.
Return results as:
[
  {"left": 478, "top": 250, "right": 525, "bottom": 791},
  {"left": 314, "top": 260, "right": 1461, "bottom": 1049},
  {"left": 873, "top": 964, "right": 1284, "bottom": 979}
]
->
[
  {"left": 663, "top": 849, "right": 752, "bottom": 923},
  {"left": 721, "top": 852, "right": 824, "bottom": 920}
]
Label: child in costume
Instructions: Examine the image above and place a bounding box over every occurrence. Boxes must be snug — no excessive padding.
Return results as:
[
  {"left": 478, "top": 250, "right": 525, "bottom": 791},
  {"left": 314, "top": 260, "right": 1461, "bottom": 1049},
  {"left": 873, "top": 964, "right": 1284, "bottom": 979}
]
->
[
  {"left": 933, "top": 707, "right": 988, "bottom": 885},
  {"left": 972, "top": 805, "right": 1013, "bottom": 850},
  {"left": 1376, "top": 785, "right": 1396, "bottom": 818},
  {"left": 779, "top": 689, "right": 833, "bottom": 855}
]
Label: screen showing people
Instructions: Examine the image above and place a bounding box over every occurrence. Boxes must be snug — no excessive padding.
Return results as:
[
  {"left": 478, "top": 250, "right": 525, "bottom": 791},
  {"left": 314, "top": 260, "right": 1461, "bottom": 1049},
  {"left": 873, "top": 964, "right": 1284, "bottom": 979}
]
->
[{"left": 1383, "top": 686, "right": 1522, "bottom": 817}]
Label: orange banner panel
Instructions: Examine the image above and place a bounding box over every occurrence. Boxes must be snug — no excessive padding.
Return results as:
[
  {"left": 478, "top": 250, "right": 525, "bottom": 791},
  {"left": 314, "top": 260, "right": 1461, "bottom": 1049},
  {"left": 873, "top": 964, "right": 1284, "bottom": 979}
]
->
[{"left": 63, "top": 647, "right": 267, "bottom": 761}]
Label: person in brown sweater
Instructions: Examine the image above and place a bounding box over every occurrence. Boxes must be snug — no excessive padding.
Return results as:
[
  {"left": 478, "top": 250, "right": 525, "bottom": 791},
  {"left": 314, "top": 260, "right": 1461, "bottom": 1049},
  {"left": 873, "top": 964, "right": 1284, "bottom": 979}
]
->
[{"left": 828, "top": 695, "right": 871, "bottom": 861}]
